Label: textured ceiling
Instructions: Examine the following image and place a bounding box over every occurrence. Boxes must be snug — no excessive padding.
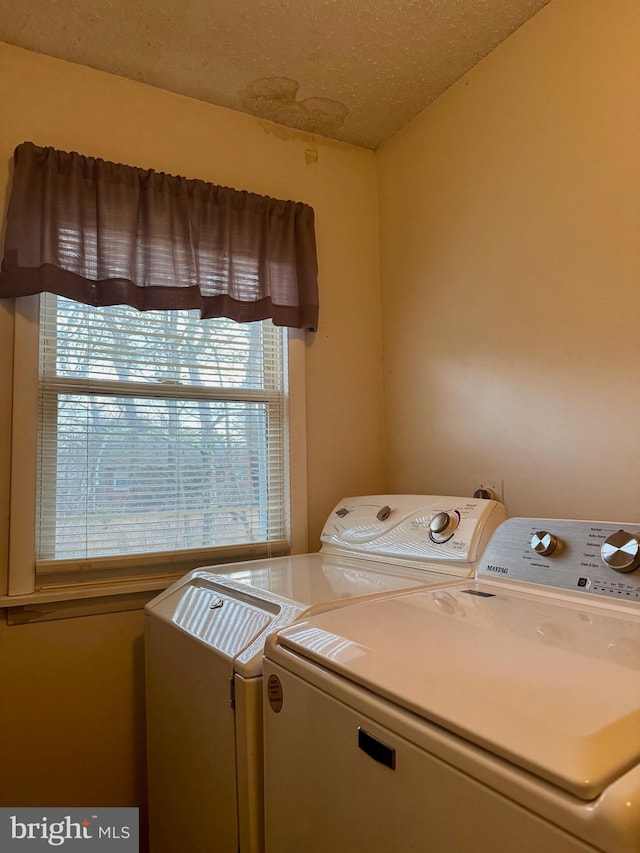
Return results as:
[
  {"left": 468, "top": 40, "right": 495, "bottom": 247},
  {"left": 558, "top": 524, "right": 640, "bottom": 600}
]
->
[{"left": 0, "top": 0, "right": 550, "bottom": 149}]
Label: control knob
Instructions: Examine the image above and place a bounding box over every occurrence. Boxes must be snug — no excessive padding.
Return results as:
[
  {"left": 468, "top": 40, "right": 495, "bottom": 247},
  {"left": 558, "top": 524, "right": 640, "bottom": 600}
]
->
[
  {"left": 531, "top": 531, "right": 558, "bottom": 557},
  {"left": 601, "top": 530, "right": 640, "bottom": 573},
  {"left": 429, "top": 511, "right": 459, "bottom": 543}
]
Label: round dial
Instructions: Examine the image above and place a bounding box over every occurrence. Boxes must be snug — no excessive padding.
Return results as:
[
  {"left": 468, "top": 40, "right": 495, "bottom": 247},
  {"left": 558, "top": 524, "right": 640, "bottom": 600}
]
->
[
  {"left": 376, "top": 505, "right": 392, "bottom": 521},
  {"left": 601, "top": 530, "right": 640, "bottom": 573},
  {"left": 531, "top": 531, "right": 558, "bottom": 557},
  {"left": 429, "top": 510, "right": 459, "bottom": 543}
]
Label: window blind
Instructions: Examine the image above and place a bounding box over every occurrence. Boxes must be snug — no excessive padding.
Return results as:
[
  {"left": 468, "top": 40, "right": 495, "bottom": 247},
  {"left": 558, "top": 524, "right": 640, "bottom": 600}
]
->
[{"left": 35, "top": 294, "right": 289, "bottom": 581}]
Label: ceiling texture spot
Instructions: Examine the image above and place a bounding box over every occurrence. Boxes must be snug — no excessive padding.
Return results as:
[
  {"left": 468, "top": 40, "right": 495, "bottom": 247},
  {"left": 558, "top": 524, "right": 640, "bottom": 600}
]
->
[
  {"left": 0, "top": 0, "right": 551, "bottom": 149},
  {"left": 239, "top": 77, "right": 348, "bottom": 135}
]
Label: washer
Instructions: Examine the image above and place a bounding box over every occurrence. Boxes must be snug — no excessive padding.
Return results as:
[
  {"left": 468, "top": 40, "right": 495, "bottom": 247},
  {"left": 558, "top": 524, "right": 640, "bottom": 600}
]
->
[
  {"left": 145, "top": 494, "right": 504, "bottom": 853},
  {"left": 263, "top": 516, "right": 640, "bottom": 853}
]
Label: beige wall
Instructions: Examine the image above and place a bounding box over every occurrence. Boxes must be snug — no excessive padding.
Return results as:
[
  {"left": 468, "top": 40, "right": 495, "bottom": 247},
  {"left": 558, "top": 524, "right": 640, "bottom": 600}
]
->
[
  {"left": 0, "top": 42, "right": 383, "bottom": 823},
  {"left": 377, "top": 0, "right": 640, "bottom": 521},
  {"left": 0, "top": 609, "right": 147, "bottom": 805}
]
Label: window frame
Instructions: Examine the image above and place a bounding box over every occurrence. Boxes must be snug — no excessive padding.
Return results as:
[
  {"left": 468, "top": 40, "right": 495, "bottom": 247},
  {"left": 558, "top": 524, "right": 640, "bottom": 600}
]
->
[{"left": 1, "top": 295, "right": 308, "bottom": 609}]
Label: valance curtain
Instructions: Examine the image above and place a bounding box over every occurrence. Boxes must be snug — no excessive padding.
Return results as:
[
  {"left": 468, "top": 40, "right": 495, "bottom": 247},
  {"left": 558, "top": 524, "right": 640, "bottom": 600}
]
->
[{"left": 0, "top": 142, "right": 319, "bottom": 330}]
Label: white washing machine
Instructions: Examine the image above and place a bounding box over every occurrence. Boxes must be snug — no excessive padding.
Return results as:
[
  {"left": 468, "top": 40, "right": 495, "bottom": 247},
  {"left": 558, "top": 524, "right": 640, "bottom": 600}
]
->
[
  {"left": 144, "top": 494, "right": 504, "bottom": 853},
  {"left": 263, "top": 517, "right": 640, "bottom": 853}
]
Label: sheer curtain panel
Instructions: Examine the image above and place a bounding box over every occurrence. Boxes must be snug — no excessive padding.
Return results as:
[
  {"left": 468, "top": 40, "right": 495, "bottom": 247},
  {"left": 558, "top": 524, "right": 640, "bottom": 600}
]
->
[{"left": 0, "top": 142, "right": 319, "bottom": 330}]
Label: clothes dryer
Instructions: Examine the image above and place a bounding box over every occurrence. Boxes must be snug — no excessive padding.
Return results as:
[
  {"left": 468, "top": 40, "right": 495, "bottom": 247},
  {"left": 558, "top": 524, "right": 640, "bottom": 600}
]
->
[{"left": 145, "top": 494, "right": 504, "bottom": 853}]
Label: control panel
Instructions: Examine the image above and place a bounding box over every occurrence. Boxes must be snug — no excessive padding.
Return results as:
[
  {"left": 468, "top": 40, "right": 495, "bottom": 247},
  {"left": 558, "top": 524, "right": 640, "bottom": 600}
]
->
[
  {"left": 319, "top": 495, "right": 506, "bottom": 576},
  {"left": 478, "top": 517, "right": 640, "bottom": 601}
]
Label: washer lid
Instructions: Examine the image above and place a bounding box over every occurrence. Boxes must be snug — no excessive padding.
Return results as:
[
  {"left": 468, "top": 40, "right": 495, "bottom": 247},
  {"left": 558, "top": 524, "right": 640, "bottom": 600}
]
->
[{"left": 274, "top": 582, "right": 640, "bottom": 799}]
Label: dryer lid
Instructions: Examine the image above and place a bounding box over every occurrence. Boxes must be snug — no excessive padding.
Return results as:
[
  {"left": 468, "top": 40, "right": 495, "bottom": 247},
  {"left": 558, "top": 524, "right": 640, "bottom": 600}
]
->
[
  {"left": 146, "top": 575, "right": 276, "bottom": 656},
  {"left": 146, "top": 574, "right": 304, "bottom": 677},
  {"left": 211, "top": 552, "right": 450, "bottom": 606},
  {"left": 148, "top": 556, "right": 455, "bottom": 677},
  {"left": 274, "top": 582, "right": 640, "bottom": 799}
]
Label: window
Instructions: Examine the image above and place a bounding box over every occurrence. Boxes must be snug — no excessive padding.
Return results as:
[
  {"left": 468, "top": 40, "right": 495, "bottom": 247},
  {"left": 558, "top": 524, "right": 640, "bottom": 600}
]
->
[
  {"left": 6, "top": 295, "right": 307, "bottom": 603},
  {"left": 1, "top": 143, "right": 315, "bottom": 608}
]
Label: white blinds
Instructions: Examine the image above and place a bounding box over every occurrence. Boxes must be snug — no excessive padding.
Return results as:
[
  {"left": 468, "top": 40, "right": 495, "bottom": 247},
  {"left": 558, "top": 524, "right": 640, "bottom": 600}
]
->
[{"left": 35, "top": 295, "right": 288, "bottom": 577}]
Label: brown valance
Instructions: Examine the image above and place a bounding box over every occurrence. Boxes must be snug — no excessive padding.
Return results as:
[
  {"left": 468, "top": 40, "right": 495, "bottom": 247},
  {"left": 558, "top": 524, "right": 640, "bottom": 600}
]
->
[{"left": 0, "top": 142, "right": 319, "bottom": 330}]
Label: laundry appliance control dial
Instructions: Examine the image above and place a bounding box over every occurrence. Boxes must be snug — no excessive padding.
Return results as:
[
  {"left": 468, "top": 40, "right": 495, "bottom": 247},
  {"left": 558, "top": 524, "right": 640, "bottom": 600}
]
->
[
  {"left": 479, "top": 517, "right": 640, "bottom": 599},
  {"left": 429, "top": 511, "right": 459, "bottom": 543},
  {"left": 531, "top": 531, "right": 559, "bottom": 557},
  {"left": 601, "top": 530, "right": 640, "bottom": 573}
]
